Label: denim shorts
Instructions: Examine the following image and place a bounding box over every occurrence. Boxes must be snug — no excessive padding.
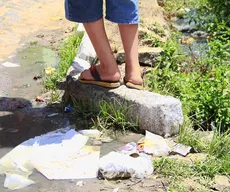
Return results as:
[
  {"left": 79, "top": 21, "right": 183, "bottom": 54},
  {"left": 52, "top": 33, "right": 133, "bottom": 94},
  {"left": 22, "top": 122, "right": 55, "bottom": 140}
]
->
[{"left": 65, "top": 0, "right": 139, "bottom": 24}]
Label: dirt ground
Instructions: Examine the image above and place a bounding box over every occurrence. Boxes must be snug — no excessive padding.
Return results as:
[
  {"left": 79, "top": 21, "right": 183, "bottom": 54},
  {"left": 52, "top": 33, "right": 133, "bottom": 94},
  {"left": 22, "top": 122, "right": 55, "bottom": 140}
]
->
[{"left": 0, "top": 0, "right": 199, "bottom": 192}]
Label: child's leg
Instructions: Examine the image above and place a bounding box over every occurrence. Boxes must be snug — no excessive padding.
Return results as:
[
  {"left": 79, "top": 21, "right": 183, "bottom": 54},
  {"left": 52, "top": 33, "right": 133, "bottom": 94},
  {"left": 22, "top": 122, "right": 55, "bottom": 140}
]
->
[
  {"left": 81, "top": 19, "right": 120, "bottom": 82},
  {"left": 65, "top": 0, "right": 120, "bottom": 82},
  {"left": 106, "top": 0, "right": 142, "bottom": 87},
  {"left": 119, "top": 24, "right": 142, "bottom": 86}
]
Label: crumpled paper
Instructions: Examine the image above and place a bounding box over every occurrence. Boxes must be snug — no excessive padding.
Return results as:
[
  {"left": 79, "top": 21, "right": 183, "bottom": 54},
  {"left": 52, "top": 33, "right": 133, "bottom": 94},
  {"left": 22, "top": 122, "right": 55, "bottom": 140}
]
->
[{"left": 0, "top": 128, "right": 100, "bottom": 190}]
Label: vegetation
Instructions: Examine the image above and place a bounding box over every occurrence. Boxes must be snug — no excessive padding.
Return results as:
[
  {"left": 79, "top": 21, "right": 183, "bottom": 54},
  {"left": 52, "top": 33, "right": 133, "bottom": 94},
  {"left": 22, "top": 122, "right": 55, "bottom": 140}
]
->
[
  {"left": 72, "top": 98, "right": 138, "bottom": 133},
  {"left": 44, "top": 27, "right": 83, "bottom": 101},
  {"left": 144, "top": 0, "right": 230, "bottom": 191}
]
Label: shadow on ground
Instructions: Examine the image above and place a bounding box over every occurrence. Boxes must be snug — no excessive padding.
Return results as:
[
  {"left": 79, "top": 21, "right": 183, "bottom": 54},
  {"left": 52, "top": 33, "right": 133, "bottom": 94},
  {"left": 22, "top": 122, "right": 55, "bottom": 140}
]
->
[{"left": 0, "top": 97, "right": 71, "bottom": 149}]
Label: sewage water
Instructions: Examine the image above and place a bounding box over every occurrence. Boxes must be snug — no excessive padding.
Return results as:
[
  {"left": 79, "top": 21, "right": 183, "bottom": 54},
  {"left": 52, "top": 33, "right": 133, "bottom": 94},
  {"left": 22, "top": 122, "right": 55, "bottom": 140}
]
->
[{"left": 0, "top": 0, "right": 71, "bottom": 161}]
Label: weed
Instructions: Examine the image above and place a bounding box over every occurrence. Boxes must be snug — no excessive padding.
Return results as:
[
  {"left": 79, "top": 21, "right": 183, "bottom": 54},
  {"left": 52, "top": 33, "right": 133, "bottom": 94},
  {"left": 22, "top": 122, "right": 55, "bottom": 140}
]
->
[
  {"left": 72, "top": 98, "right": 98, "bottom": 120},
  {"left": 94, "top": 100, "right": 139, "bottom": 133},
  {"left": 44, "top": 27, "right": 84, "bottom": 91},
  {"left": 51, "top": 90, "right": 61, "bottom": 103}
]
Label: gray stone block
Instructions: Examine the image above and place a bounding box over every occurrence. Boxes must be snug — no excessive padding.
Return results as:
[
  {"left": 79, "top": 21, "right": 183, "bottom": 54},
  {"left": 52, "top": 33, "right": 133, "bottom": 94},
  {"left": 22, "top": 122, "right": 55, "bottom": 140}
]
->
[{"left": 64, "top": 59, "right": 183, "bottom": 137}]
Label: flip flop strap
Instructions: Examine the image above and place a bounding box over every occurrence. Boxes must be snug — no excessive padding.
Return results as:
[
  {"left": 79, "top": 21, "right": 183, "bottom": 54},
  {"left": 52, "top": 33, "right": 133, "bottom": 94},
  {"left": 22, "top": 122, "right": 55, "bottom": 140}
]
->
[{"left": 89, "top": 65, "right": 101, "bottom": 81}]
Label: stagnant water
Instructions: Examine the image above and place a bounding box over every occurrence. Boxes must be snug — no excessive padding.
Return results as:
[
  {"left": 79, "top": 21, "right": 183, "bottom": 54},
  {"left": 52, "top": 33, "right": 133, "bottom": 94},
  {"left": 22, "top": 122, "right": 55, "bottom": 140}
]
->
[{"left": 0, "top": 0, "right": 70, "bottom": 158}]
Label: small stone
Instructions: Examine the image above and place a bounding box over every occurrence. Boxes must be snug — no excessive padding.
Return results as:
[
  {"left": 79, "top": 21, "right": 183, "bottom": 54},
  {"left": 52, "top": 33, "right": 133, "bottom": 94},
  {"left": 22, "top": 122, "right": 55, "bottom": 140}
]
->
[
  {"left": 99, "top": 137, "right": 113, "bottom": 143},
  {"left": 93, "top": 140, "right": 102, "bottom": 146},
  {"left": 76, "top": 181, "right": 85, "bottom": 187},
  {"left": 5, "top": 128, "right": 19, "bottom": 133},
  {"left": 116, "top": 47, "right": 162, "bottom": 66},
  {"left": 36, "top": 34, "right": 44, "bottom": 38},
  {"left": 212, "top": 175, "right": 230, "bottom": 191}
]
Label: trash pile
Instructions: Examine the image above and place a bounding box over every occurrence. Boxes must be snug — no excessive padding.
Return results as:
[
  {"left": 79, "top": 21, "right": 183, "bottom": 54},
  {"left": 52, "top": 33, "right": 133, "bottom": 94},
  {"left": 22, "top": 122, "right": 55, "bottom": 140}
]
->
[{"left": 0, "top": 128, "right": 192, "bottom": 190}]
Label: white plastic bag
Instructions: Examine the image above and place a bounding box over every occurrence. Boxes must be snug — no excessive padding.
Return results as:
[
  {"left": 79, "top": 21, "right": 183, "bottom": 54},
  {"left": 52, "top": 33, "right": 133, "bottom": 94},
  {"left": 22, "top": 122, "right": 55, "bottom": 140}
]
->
[
  {"left": 99, "top": 152, "right": 153, "bottom": 179},
  {"left": 4, "top": 174, "right": 34, "bottom": 190}
]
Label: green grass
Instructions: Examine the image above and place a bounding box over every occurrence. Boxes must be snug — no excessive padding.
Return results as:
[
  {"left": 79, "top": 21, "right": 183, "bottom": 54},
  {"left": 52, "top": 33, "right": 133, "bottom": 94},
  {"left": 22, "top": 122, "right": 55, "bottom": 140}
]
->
[
  {"left": 44, "top": 27, "right": 84, "bottom": 100},
  {"left": 95, "top": 100, "right": 139, "bottom": 133},
  {"left": 164, "top": 0, "right": 207, "bottom": 13},
  {"left": 71, "top": 98, "right": 139, "bottom": 133}
]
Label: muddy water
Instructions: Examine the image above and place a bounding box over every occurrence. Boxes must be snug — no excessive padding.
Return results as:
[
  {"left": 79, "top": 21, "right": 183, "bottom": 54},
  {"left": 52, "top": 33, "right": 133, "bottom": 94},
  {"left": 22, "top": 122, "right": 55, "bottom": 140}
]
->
[{"left": 0, "top": 0, "right": 77, "bottom": 144}]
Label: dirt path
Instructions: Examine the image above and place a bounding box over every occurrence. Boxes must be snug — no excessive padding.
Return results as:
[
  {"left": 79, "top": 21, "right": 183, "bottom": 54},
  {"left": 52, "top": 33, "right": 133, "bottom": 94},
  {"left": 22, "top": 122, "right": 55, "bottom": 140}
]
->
[{"left": 0, "top": 0, "right": 74, "bottom": 62}]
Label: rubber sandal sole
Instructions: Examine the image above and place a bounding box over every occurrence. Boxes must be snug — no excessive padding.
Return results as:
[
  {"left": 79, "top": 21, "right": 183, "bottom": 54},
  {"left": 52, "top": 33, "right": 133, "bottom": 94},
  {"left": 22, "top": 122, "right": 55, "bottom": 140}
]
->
[
  {"left": 123, "top": 78, "right": 144, "bottom": 90},
  {"left": 79, "top": 79, "right": 121, "bottom": 88}
]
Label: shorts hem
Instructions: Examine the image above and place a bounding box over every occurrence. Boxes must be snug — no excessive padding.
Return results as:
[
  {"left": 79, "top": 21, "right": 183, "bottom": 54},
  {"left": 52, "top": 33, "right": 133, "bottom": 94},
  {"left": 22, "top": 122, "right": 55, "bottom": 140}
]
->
[
  {"left": 105, "top": 16, "right": 139, "bottom": 24},
  {"left": 66, "top": 15, "right": 103, "bottom": 23}
]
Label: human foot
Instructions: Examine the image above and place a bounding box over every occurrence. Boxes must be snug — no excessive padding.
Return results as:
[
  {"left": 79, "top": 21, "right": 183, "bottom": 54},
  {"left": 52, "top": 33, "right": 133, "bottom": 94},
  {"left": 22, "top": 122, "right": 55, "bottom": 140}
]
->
[
  {"left": 80, "top": 65, "right": 121, "bottom": 88},
  {"left": 124, "top": 65, "right": 143, "bottom": 90}
]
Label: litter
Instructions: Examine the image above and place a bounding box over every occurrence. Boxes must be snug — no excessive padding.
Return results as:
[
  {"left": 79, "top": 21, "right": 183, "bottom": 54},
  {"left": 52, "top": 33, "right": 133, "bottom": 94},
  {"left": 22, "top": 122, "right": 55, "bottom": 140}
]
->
[
  {"left": 76, "top": 181, "right": 85, "bottom": 187},
  {"left": 64, "top": 104, "right": 73, "bottom": 112},
  {"left": 99, "top": 151, "right": 153, "bottom": 180},
  {"left": 2, "top": 62, "right": 20, "bottom": 68},
  {"left": 35, "top": 96, "right": 45, "bottom": 102},
  {"left": 170, "top": 144, "right": 192, "bottom": 157},
  {"left": 33, "top": 75, "right": 42, "bottom": 81},
  {"left": 120, "top": 142, "right": 138, "bottom": 155},
  {"left": 4, "top": 174, "right": 35, "bottom": 190},
  {"left": 140, "top": 131, "right": 171, "bottom": 156},
  {"left": 78, "top": 129, "right": 101, "bottom": 138},
  {"left": 0, "top": 128, "right": 100, "bottom": 190},
  {"left": 113, "top": 187, "right": 120, "bottom": 192},
  {"left": 47, "top": 113, "right": 58, "bottom": 117}
]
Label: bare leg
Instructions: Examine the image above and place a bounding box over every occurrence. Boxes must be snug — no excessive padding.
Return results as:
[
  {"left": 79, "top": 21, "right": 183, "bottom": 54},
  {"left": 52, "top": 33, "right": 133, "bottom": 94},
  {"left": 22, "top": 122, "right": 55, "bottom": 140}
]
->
[
  {"left": 118, "top": 24, "right": 142, "bottom": 85},
  {"left": 80, "top": 19, "right": 120, "bottom": 81}
]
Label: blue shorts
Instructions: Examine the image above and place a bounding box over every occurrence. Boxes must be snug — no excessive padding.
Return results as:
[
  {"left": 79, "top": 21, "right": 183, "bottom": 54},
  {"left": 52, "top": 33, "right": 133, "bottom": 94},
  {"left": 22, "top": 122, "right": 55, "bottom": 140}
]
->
[{"left": 65, "top": 0, "right": 139, "bottom": 24}]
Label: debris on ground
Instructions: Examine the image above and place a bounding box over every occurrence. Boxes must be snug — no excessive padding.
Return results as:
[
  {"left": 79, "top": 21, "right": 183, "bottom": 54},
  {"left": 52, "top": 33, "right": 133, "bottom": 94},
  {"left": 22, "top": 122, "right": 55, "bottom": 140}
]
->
[
  {"left": 99, "top": 151, "right": 153, "bottom": 179},
  {"left": 139, "top": 131, "right": 171, "bottom": 156},
  {"left": 0, "top": 126, "right": 194, "bottom": 190},
  {"left": 76, "top": 180, "right": 85, "bottom": 187},
  {"left": 113, "top": 187, "right": 120, "bottom": 192},
  {"left": 33, "top": 75, "right": 42, "bottom": 81},
  {"left": 44, "top": 67, "right": 55, "bottom": 75},
  {"left": 4, "top": 173, "right": 35, "bottom": 190},
  {"left": 211, "top": 175, "right": 230, "bottom": 191},
  {"left": 35, "top": 96, "right": 45, "bottom": 102},
  {"left": 46, "top": 113, "right": 59, "bottom": 117},
  {"left": 170, "top": 143, "right": 192, "bottom": 157},
  {"left": 1, "top": 62, "right": 20, "bottom": 68},
  {"left": 64, "top": 104, "right": 73, "bottom": 113},
  {"left": 120, "top": 142, "right": 138, "bottom": 155},
  {"left": 79, "top": 129, "right": 101, "bottom": 138},
  {"left": 0, "top": 128, "right": 100, "bottom": 190}
]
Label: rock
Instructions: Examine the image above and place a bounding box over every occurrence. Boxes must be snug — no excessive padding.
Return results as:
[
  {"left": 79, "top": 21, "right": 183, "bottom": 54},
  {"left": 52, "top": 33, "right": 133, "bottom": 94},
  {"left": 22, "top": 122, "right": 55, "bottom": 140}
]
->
[
  {"left": 64, "top": 60, "right": 183, "bottom": 137},
  {"left": 157, "top": 0, "right": 165, "bottom": 7},
  {"left": 191, "top": 31, "right": 208, "bottom": 38},
  {"left": 116, "top": 47, "right": 163, "bottom": 66},
  {"left": 172, "top": 17, "right": 196, "bottom": 33},
  {"left": 212, "top": 175, "right": 230, "bottom": 191}
]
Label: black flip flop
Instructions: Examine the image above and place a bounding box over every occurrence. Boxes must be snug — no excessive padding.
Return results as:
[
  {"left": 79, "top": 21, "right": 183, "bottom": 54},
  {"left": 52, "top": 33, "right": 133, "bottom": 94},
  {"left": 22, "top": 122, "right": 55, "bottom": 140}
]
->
[{"left": 79, "top": 65, "right": 121, "bottom": 88}]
